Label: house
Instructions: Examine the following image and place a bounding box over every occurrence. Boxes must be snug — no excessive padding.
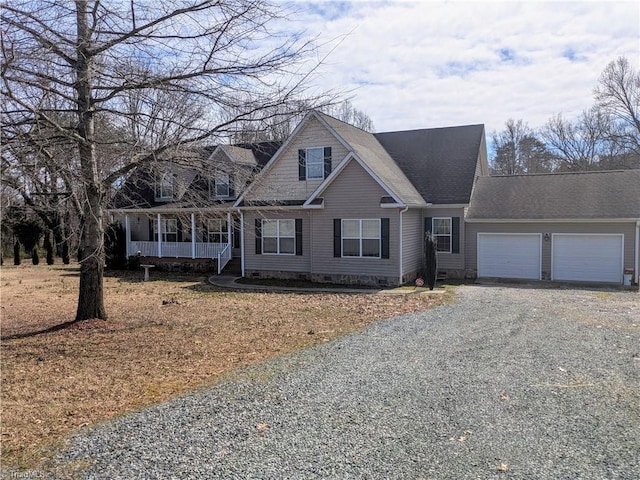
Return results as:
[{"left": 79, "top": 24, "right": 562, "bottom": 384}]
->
[
  {"left": 233, "top": 111, "right": 487, "bottom": 286},
  {"left": 110, "top": 142, "right": 281, "bottom": 272},
  {"left": 466, "top": 170, "right": 640, "bottom": 285},
  {"left": 110, "top": 110, "right": 640, "bottom": 286}
]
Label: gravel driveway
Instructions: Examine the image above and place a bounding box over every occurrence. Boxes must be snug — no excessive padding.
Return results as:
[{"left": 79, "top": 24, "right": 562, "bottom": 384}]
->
[{"left": 59, "top": 285, "right": 639, "bottom": 479}]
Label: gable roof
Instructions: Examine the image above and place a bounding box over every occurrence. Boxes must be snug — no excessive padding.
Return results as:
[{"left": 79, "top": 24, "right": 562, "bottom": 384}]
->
[
  {"left": 313, "top": 112, "right": 428, "bottom": 206},
  {"left": 467, "top": 170, "right": 640, "bottom": 220},
  {"left": 374, "top": 124, "right": 485, "bottom": 204}
]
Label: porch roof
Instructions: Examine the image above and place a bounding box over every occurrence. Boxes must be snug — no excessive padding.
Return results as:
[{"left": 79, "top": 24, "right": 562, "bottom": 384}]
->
[{"left": 109, "top": 201, "right": 236, "bottom": 214}]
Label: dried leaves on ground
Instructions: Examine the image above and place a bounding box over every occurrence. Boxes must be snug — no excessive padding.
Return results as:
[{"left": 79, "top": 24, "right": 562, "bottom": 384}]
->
[{"left": 0, "top": 264, "right": 450, "bottom": 470}]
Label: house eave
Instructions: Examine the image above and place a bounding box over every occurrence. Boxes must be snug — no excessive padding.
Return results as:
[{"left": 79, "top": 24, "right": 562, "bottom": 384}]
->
[{"left": 465, "top": 217, "right": 640, "bottom": 223}]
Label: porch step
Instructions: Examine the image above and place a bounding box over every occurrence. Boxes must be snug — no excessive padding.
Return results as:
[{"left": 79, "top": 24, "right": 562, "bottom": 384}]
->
[{"left": 221, "top": 257, "right": 242, "bottom": 275}]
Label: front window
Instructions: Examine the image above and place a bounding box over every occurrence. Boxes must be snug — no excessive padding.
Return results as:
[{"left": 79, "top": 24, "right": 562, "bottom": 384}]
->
[
  {"left": 342, "top": 219, "right": 380, "bottom": 258},
  {"left": 262, "top": 219, "right": 295, "bottom": 255},
  {"left": 432, "top": 217, "right": 451, "bottom": 253},
  {"left": 152, "top": 218, "right": 178, "bottom": 242},
  {"left": 305, "top": 147, "right": 324, "bottom": 180},
  {"left": 207, "top": 219, "right": 229, "bottom": 243},
  {"left": 210, "top": 171, "right": 230, "bottom": 198},
  {"left": 156, "top": 173, "right": 173, "bottom": 200}
]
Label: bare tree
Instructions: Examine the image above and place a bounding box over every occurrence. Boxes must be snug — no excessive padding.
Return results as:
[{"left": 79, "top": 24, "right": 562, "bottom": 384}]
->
[
  {"left": 322, "top": 99, "right": 375, "bottom": 132},
  {"left": 594, "top": 56, "right": 640, "bottom": 155},
  {"left": 540, "top": 109, "right": 613, "bottom": 171},
  {"left": 490, "top": 119, "right": 552, "bottom": 174},
  {"left": 2, "top": 0, "right": 332, "bottom": 322}
]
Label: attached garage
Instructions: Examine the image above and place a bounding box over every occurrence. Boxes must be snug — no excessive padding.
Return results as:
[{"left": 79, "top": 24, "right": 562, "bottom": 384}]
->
[
  {"left": 477, "top": 233, "right": 541, "bottom": 280},
  {"left": 552, "top": 234, "right": 624, "bottom": 284}
]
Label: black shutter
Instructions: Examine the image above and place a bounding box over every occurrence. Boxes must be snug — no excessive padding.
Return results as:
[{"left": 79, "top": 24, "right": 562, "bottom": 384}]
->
[
  {"left": 333, "top": 219, "right": 341, "bottom": 258},
  {"left": 255, "top": 218, "right": 262, "bottom": 255},
  {"left": 451, "top": 217, "right": 460, "bottom": 254},
  {"left": 424, "top": 217, "right": 432, "bottom": 236},
  {"left": 149, "top": 218, "right": 154, "bottom": 242},
  {"left": 228, "top": 173, "right": 235, "bottom": 198},
  {"left": 295, "top": 219, "right": 303, "bottom": 256},
  {"left": 381, "top": 218, "right": 390, "bottom": 259},
  {"left": 298, "top": 149, "right": 306, "bottom": 180},
  {"left": 323, "top": 147, "right": 332, "bottom": 178},
  {"left": 177, "top": 219, "right": 183, "bottom": 242}
]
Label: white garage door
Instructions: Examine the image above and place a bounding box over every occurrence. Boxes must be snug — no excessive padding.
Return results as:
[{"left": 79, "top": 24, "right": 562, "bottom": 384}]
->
[
  {"left": 478, "top": 233, "right": 541, "bottom": 280},
  {"left": 552, "top": 234, "right": 623, "bottom": 283}
]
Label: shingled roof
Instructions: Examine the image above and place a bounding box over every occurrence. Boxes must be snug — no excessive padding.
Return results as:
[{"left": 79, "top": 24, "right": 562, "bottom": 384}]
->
[
  {"left": 374, "top": 124, "right": 486, "bottom": 204},
  {"left": 318, "top": 113, "right": 427, "bottom": 206},
  {"left": 467, "top": 170, "right": 640, "bottom": 220}
]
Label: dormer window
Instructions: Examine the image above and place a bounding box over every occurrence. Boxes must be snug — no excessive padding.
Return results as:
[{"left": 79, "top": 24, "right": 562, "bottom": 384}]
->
[
  {"left": 156, "top": 172, "right": 173, "bottom": 201},
  {"left": 298, "top": 147, "right": 332, "bottom": 181},
  {"left": 210, "top": 171, "right": 231, "bottom": 198}
]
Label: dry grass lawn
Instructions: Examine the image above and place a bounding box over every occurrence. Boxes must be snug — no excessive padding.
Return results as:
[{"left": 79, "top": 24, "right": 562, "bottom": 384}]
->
[{"left": 1, "top": 264, "right": 450, "bottom": 471}]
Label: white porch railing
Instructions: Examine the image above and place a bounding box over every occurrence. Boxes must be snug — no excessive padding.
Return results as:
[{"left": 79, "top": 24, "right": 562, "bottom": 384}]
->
[
  {"left": 129, "top": 241, "right": 229, "bottom": 260},
  {"left": 217, "top": 243, "right": 232, "bottom": 274}
]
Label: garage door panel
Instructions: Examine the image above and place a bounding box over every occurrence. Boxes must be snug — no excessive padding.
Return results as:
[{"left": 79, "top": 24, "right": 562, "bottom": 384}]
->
[
  {"left": 478, "top": 234, "right": 541, "bottom": 280},
  {"left": 552, "top": 234, "right": 623, "bottom": 283}
]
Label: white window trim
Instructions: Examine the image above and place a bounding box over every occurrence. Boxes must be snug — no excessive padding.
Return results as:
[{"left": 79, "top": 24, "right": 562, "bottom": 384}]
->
[
  {"left": 305, "top": 147, "right": 325, "bottom": 180},
  {"left": 156, "top": 172, "right": 173, "bottom": 200},
  {"left": 342, "top": 218, "right": 381, "bottom": 259},
  {"left": 153, "top": 218, "right": 178, "bottom": 242},
  {"left": 210, "top": 171, "right": 230, "bottom": 199},
  {"left": 207, "top": 219, "right": 228, "bottom": 244},
  {"left": 262, "top": 219, "right": 295, "bottom": 256},
  {"left": 432, "top": 217, "right": 452, "bottom": 254}
]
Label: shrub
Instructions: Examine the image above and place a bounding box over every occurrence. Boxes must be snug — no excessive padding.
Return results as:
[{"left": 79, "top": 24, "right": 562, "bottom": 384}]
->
[
  {"left": 127, "top": 255, "right": 141, "bottom": 271},
  {"left": 44, "top": 232, "right": 55, "bottom": 265},
  {"left": 105, "top": 222, "right": 127, "bottom": 269},
  {"left": 423, "top": 232, "right": 438, "bottom": 290},
  {"left": 13, "top": 219, "right": 43, "bottom": 253},
  {"left": 62, "top": 242, "right": 70, "bottom": 264},
  {"left": 13, "top": 240, "right": 21, "bottom": 265}
]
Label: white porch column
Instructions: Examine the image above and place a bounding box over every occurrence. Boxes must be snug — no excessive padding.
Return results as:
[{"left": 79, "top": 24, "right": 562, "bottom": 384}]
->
[
  {"left": 157, "top": 213, "right": 162, "bottom": 258},
  {"left": 240, "top": 211, "right": 245, "bottom": 277},
  {"left": 191, "top": 213, "right": 196, "bottom": 259},
  {"left": 227, "top": 212, "right": 232, "bottom": 250},
  {"left": 125, "top": 214, "right": 131, "bottom": 258}
]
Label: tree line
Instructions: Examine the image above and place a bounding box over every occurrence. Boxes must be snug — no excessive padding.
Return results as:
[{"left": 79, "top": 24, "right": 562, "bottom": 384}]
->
[{"left": 490, "top": 57, "right": 640, "bottom": 175}]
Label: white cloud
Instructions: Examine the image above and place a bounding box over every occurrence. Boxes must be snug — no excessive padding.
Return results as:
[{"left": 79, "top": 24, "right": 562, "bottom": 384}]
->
[{"left": 285, "top": 0, "right": 639, "bottom": 134}]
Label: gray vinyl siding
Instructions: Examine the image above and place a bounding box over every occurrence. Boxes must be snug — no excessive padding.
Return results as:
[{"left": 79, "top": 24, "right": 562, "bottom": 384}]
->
[
  {"left": 465, "top": 222, "right": 637, "bottom": 279},
  {"left": 310, "top": 160, "right": 399, "bottom": 280},
  {"left": 402, "top": 208, "right": 423, "bottom": 280},
  {"left": 244, "top": 210, "right": 311, "bottom": 273},
  {"left": 423, "top": 207, "right": 466, "bottom": 271},
  {"left": 245, "top": 116, "right": 349, "bottom": 202}
]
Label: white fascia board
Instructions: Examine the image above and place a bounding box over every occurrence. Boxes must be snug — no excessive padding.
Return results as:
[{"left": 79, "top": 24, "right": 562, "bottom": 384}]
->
[
  {"left": 381, "top": 203, "right": 431, "bottom": 209},
  {"left": 465, "top": 217, "right": 639, "bottom": 223},
  {"left": 302, "top": 152, "right": 352, "bottom": 207},
  {"left": 426, "top": 204, "right": 470, "bottom": 209},
  {"left": 234, "top": 111, "right": 338, "bottom": 208},
  {"left": 108, "top": 207, "right": 228, "bottom": 214},
  {"left": 234, "top": 205, "right": 305, "bottom": 211},
  {"left": 305, "top": 153, "right": 407, "bottom": 207}
]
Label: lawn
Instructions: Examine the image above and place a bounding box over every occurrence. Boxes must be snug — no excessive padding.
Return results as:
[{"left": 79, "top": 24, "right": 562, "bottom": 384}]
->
[{"left": 0, "top": 264, "right": 450, "bottom": 472}]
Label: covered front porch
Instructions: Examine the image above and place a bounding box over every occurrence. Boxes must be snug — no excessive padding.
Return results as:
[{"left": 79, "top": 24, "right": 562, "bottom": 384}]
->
[{"left": 120, "top": 211, "right": 235, "bottom": 274}]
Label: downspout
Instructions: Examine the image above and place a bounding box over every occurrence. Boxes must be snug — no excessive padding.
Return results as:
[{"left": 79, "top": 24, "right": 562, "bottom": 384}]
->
[
  {"left": 635, "top": 220, "right": 639, "bottom": 286},
  {"left": 240, "top": 210, "right": 245, "bottom": 277},
  {"left": 399, "top": 206, "right": 408, "bottom": 285}
]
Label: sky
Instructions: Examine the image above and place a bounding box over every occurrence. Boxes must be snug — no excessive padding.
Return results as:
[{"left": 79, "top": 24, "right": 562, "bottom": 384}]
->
[{"left": 283, "top": 0, "right": 639, "bottom": 136}]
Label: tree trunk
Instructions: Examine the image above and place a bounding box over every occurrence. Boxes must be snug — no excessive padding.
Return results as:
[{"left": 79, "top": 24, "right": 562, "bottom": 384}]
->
[{"left": 74, "top": 0, "right": 106, "bottom": 321}]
